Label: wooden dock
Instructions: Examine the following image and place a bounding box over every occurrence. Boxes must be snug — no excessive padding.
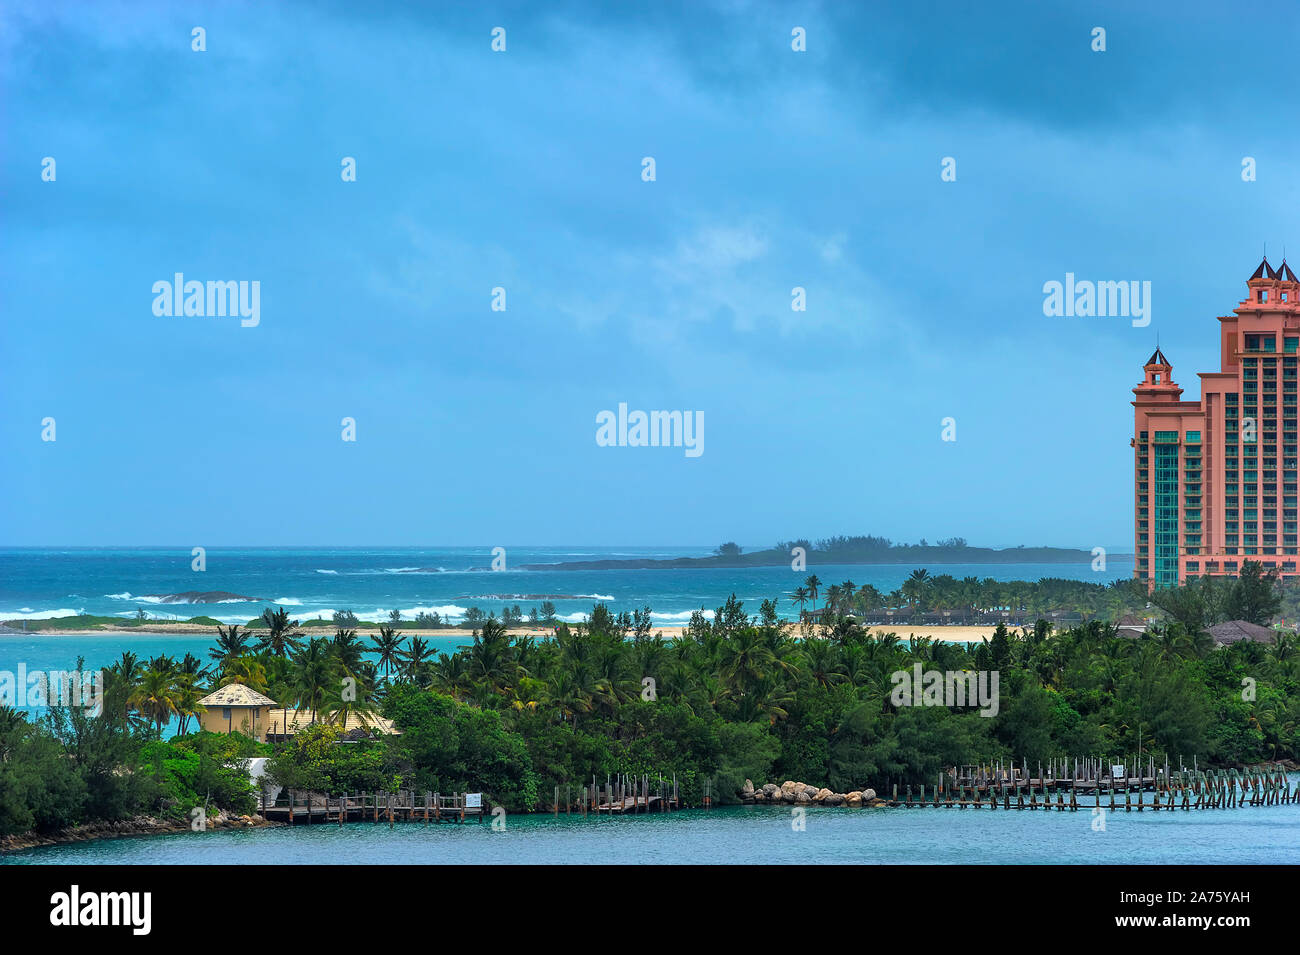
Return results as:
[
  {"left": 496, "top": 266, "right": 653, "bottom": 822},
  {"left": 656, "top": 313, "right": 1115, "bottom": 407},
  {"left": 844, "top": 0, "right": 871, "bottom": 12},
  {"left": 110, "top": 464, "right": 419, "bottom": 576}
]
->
[
  {"left": 263, "top": 790, "right": 486, "bottom": 825},
  {"left": 552, "top": 773, "right": 684, "bottom": 816},
  {"left": 256, "top": 762, "right": 1293, "bottom": 823},
  {"left": 882, "top": 760, "right": 1296, "bottom": 811}
]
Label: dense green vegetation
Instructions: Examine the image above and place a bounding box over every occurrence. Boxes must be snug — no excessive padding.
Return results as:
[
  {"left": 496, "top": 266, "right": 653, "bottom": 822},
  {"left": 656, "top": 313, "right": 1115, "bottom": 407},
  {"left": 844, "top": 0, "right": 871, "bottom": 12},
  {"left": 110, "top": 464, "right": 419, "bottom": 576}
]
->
[
  {"left": 4, "top": 569, "right": 1298, "bottom": 838},
  {"left": 0, "top": 656, "right": 264, "bottom": 838},
  {"left": 265, "top": 576, "right": 1299, "bottom": 811}
]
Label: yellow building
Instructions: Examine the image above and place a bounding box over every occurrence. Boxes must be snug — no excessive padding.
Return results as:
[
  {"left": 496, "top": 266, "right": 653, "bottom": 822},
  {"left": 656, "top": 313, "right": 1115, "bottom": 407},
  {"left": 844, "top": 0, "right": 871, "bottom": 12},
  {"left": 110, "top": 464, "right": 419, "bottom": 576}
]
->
[
  {"left": 197, "top": 683, "right": 279, "bottom": 742},
  {"left": 196, "top": 682, "right": 400, "bottom": 742},
  {"left": 266, "top": 708, "right": 400, "bottom": 740}
]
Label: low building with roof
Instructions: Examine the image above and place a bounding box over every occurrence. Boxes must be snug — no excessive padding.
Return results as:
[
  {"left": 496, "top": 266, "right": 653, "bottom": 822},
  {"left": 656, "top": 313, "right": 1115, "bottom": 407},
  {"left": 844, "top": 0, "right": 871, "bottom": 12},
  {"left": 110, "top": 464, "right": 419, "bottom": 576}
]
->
[
  {"left": 197, "top": 683, "right": 400, "bottom": 742},
  {"left": 265, "top": 707, "right": 400, "bottom": 741},
  {"left": 1206, "top": 620, "right": 1278, "bottom": 645},
  {"left": 197, "top": 683, "right": 279, "bottom": 741}
]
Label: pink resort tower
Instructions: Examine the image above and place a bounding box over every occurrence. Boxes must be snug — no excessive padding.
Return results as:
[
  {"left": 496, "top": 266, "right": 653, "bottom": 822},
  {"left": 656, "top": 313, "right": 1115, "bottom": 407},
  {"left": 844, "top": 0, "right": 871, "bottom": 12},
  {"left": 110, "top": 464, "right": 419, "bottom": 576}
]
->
[{"left": 1134, "top": 257, "right": 1300, "bottom": 588}]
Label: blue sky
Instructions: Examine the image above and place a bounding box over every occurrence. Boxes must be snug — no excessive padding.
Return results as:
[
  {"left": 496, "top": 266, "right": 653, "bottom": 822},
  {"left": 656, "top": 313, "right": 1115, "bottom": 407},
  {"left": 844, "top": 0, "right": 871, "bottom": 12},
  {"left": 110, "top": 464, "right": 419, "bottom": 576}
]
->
[{"left": 3, "top": 0, "right": 1299, "bottom": 550}]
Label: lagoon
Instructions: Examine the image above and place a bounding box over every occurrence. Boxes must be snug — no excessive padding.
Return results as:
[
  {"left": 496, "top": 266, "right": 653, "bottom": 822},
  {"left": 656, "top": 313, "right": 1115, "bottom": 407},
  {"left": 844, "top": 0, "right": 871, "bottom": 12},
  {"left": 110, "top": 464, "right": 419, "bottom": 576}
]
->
[{"left": 5, "top": 794, "right": 1298, "bottom": 865}]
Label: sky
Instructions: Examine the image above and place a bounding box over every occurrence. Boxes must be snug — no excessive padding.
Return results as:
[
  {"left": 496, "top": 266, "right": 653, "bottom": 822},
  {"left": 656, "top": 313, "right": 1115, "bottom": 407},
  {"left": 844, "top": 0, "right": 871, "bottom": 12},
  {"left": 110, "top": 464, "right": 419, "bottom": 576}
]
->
[{"left": 3, "top": 0, "right": 1299, "bottom": 551}]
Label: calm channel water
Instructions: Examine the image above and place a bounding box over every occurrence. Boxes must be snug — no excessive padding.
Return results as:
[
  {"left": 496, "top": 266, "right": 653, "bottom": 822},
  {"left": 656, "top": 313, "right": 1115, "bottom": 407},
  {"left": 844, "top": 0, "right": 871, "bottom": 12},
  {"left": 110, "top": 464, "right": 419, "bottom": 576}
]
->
[{"left": 5, "top": 795, "right": 1298, "bottom": 865}]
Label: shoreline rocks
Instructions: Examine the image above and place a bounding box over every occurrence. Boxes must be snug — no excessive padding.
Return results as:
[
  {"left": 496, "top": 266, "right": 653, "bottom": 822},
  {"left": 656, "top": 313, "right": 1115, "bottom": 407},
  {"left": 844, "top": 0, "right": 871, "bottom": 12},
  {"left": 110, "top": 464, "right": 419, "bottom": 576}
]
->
[
  {"left": 743, "top": 779, "right": 882, "bottom": 807},
  {"left": 0, "top": 812, "right": 279, "bottom": 854}
]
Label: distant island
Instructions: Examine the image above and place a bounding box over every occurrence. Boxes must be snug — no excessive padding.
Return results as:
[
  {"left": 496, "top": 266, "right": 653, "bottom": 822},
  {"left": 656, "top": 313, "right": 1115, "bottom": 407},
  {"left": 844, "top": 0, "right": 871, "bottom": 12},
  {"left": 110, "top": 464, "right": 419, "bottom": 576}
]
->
[{"left": 519, "top": 536, "right": 1116, "bottom": 571}]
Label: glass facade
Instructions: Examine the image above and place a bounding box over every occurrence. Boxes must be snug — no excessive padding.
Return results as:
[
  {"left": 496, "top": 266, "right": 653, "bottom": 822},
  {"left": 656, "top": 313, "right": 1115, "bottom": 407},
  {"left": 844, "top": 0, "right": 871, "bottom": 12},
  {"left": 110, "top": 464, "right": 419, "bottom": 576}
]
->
[{"left": 1153, "top": 432, "right": 1180, "bottom": 587}]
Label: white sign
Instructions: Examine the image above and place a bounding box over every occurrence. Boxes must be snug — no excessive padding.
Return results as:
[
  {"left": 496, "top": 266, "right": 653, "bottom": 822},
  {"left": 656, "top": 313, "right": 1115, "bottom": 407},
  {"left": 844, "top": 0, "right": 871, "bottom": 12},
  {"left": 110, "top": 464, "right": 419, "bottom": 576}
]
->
[
  {"left": 465, "top": 793, "right": 482, "bottom": 808},
  {"left": 1111, "top": 764, "right": 1126, "bottom": 779}
]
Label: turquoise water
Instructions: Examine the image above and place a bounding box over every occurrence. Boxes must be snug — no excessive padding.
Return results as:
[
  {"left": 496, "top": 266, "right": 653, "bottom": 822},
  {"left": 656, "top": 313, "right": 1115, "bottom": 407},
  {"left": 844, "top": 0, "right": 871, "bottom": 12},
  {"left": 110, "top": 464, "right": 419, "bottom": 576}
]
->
[
  {"left": 5, "top": 797, "right": 1297, "bottom": 865},
  {"left": 0, "top": 547, "right": 1133, "bottom": 724},
  {"left": 0, "top": 546, "right": 1132, "bottom": 627}
]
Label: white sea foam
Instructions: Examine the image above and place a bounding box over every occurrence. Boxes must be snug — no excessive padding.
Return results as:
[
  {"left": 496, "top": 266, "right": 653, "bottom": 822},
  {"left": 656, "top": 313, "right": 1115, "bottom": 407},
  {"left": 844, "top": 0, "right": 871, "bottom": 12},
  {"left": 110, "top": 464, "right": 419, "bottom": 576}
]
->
[
  {"left": 316, "top": 569, "right": 338, "bottom": 575},
  {"left": 650, "top": 610, "right": 713, "bottom": 621},
  {"left": 2, "top": 608, "right": 85, "bottom": 620},
  {"left": 105, "top": 592, "right": 169, "bottom": 604},
  {"left": 271, "top": 597, "right": 303, "bottom": 605},
  {"left": 375, "top": 604, "right": 468, "bottom": 621}
]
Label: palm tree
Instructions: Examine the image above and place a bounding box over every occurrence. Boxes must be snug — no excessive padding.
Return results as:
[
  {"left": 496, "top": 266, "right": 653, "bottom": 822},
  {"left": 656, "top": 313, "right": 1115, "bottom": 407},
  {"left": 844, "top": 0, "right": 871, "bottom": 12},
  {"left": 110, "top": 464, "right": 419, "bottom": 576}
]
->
[
  {"left": 903, "top": 568, "right": 931, "bottom": 608},
  {"left": 257, "top": 607, "right": 302, "bottom": 658},
  {"left": 430, "top": 652, "right": 471, "bottom": 700},
  {"left": 130, "top": 667, "right": 180, "bottom": 736},
  {"left": 290, "top": 638, "right": 333, "bottom": 724},
  {"left": 468, "top": 619, "right": 515, "bottom": 693},
  {"left": 838, "top": 581, "right": 857, "bottom": 614},
  {"left": 331, "top": 628, "right": 365, "bottom": 679},
  {"left": 106, "top": 651, "right": 141, "bottom": 725},
  {"left": 804, "top": 575, "right": 822, "bottom": 607},
  {"left": 371, "top": 626, "right": 405, "bottom": 682},
  {"left": 208, "top": 624, "right": 250, "bottom": 668},
  {"left": 178, "top": 652, "right": 210, "bottom": 683},
  {"left": 400, "top": 636, "right": 433, "bottom": 684},
  {"left": 719, "top": 628, "right": 777, "bottom": 699},
  {"left": 792, "top": 586, "right": 810, "bottom": 622},
  {"left": 174, "top": 679, "right": 204, "bottom": 735},
  {"left": 803, "top": 640, "right": 847, "bottom": 689},
  {"left": 219, "top": 654, "right": 269, "bottom": 692}
]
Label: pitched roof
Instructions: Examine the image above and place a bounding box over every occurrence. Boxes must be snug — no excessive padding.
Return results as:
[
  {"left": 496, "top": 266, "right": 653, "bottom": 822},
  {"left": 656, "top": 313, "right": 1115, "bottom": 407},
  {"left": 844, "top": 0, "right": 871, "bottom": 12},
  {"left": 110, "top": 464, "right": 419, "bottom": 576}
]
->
[
  {"left": 1251, "top": 256, "right": 1277, "bottom": 280},
  {"left": 1280, "top": 259, "right": 1298, "bottom": 282},
  {"left": 198, "top": 682, "right": 279, "bottom": 707},
  {"left": 1206, "top": 620, "right": 1277, "bottom": 645},
  {"left": 1146, "top": 346, "right": 1170, "bottom": 366},
  {"left": 267, "top": 708, "right": 401, "bottom": 736}
]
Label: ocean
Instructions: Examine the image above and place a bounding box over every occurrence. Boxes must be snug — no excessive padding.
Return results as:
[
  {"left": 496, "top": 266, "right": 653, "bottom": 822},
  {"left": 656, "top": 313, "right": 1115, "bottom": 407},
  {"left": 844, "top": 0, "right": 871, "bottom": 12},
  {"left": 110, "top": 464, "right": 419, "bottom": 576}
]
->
[
  {"left": 4, "top": 796, "right": 1296, "bottom": 865},
  {"left": 5, "top": 547, "right": 1293, "bottom": 868},
  {"left": 0, "top": 546, "right": 1133, "bottom": 627},
  {"left": 0, "top": 546, "right": 1132, "bottom": 723}
]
